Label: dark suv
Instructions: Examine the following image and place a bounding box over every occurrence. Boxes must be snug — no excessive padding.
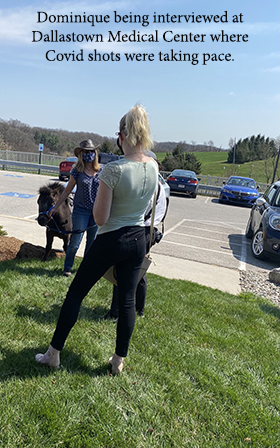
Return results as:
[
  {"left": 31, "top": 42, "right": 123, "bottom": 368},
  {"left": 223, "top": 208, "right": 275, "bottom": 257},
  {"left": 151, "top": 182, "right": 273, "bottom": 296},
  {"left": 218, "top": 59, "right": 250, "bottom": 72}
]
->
[
  {"left": 98, "top": 152, "right": 119, "bottom": 164},
  {"left": 245, "top": 181, "right": 280, "bottom": 260}
]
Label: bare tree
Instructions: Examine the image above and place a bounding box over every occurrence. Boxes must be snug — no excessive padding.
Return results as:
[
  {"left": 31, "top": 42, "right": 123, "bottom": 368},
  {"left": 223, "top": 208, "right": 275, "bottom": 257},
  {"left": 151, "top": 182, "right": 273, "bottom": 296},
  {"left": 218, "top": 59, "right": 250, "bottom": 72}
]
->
[
  {"left": 0, "top": 134, "right": 11, "bottom": 152},
  {"left": 271, "top": 136, "right": 280, "bottom": 183},
  {"left": 228, "top": 137, "right": 236, "bottom": 150},
  {"left": 207, "top": 140, "right": 214, "bottom": 151}
]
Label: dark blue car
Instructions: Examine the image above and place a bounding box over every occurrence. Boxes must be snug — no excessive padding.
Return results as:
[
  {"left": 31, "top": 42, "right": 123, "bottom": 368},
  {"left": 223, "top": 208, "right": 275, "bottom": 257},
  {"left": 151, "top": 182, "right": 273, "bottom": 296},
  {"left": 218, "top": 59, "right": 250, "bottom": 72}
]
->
[
  {"left": 245, "top": 181, "right": 280, "bottom": 260},
  {"left": 219, "top": 176, "right": 260, "bottom": 206},
  {"left": 167, "top": 169, "right": 199, "bottom": 198}
]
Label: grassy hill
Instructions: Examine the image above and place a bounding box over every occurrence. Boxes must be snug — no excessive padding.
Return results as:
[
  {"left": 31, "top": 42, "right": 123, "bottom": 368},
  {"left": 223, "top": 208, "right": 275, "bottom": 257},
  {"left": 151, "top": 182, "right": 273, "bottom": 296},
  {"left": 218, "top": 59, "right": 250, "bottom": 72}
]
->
[{"left": 157, "top": 151, "right": 279, "bottom": 184}]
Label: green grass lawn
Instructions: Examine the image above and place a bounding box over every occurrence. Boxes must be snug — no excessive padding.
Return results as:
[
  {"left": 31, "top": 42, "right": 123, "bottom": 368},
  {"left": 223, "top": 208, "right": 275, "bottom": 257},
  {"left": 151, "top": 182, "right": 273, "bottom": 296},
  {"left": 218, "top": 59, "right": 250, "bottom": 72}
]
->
[
  {"left": 156, "top": 152, "right": 279, "bottom": 183},
  {"left": 0, "top": 257, "right": 279, "bottom": 448}
]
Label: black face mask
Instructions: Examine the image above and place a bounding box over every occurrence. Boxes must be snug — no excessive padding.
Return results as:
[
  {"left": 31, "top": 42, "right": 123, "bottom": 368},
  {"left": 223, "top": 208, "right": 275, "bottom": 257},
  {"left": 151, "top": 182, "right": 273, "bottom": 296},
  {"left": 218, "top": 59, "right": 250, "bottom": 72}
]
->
[{"left": 117, "top": 137, "right": 124, "bottom": 155}]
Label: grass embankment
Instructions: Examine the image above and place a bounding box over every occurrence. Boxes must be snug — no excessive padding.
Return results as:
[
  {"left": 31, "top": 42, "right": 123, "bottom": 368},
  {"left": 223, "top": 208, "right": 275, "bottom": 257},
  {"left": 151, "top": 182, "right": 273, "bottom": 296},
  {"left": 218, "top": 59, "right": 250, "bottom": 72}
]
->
[
  {"left": 0, "top": 257, "right": 279, "bottom": 448},
  {"left": 156, "top": 152, "right": 279, "bottom": 184}
]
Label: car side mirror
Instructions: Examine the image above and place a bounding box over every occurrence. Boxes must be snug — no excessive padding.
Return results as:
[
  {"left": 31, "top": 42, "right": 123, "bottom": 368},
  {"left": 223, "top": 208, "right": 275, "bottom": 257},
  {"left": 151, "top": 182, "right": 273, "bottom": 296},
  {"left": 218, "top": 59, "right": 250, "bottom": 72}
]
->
[
  {"left": 197, "top": 178, "right": 201, "bottom": 181},
  {"left": 256, "top": 197, "right": 266, "bottom": 207},
  {"left": 257, "top": 185, "right": 260, "bottom": 189}
]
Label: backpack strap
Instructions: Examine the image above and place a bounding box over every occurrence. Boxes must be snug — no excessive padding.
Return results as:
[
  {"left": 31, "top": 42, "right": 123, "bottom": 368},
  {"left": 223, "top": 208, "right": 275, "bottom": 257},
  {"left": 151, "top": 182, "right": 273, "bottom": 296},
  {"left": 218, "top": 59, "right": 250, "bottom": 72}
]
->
[
  {"left": 147, "top": 189, "right": 158, "bottom": 256},
  {"left": 144, "top": 182, "right": 161, "bottom": 222}
]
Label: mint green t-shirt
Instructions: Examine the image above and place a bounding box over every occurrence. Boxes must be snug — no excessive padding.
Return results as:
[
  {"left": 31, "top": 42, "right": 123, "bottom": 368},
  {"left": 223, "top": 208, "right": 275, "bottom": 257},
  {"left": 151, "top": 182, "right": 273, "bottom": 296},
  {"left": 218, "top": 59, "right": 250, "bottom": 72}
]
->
[{"left": 97, "top": 158, "right": 158, "bottom": 235}]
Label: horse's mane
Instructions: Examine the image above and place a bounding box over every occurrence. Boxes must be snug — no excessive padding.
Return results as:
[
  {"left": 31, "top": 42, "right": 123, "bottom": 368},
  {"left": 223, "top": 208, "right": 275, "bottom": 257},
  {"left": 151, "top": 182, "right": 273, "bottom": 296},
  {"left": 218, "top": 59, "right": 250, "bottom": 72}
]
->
[{"left": 38, "top": 182, "right": 65, "bottom": 196}]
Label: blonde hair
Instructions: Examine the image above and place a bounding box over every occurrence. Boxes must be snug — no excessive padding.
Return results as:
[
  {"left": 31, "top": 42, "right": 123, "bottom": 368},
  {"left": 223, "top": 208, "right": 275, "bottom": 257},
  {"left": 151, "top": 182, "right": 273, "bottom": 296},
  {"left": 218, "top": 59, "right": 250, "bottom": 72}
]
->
[
  {"left": 75, "top": 149, "right": 100, "bottom": 172},
  {"left": 120, "top": 105, "right": 153, "bottom": 150}
]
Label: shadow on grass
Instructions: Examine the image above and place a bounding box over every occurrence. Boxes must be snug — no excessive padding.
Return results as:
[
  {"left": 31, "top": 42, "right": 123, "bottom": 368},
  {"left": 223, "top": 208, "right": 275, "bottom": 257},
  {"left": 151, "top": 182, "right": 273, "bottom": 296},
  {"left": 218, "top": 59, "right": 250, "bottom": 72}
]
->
[
  {"left": 0, "top": 257, "right": 82, "bottom": 278},
  {"left": 0, "top": 261, "right": 67, "bottom": 278},
  {"left": 0, "top": 346, "right": 110, "bottom": 382},
  {"left": 259, "top": 303, "right": 280, "bottom": 320},
  {"left": 16, "top": 304, "right": 109, "bottom": 323}
]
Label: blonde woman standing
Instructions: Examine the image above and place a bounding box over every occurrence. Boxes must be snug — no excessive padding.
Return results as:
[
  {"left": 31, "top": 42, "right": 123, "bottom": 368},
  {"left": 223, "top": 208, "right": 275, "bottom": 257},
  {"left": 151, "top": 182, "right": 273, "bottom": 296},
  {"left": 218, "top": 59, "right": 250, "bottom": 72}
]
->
[
  {"left": 48, "top": 140, "right": 102, "bottom": 276},
  {"left": 36, "top": 105, "right": 158, "bottom": 375}
]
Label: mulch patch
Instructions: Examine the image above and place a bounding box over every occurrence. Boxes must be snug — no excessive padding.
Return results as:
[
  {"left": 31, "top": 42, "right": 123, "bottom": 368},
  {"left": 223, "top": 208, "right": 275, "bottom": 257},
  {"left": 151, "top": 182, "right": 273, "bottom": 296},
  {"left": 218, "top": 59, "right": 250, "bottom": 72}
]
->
[{"left": 0, "top": 236, "right": 65, "bottom": 262}]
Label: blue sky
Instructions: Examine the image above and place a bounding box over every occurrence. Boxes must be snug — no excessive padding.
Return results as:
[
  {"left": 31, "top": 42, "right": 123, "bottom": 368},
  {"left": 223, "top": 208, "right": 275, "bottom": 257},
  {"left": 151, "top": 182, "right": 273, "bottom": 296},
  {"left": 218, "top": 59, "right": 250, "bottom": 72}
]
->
[{"left": 0, "top": 0, "right": 279, "bottom": 148}]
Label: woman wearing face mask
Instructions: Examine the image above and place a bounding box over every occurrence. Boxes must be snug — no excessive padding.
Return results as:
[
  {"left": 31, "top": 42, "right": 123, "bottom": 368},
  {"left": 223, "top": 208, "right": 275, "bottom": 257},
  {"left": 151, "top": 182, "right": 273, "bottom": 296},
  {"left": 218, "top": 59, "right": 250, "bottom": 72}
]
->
[{"left": 48, "top": 140, "right": 102, "bottom": 276}]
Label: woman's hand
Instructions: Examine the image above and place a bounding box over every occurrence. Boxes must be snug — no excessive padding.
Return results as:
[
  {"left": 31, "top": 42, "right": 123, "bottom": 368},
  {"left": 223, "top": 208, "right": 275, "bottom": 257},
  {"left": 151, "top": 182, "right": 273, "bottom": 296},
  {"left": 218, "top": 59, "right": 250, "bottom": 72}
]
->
[{"left": 47, "top": 205, "right": 56, "bottom": 218}]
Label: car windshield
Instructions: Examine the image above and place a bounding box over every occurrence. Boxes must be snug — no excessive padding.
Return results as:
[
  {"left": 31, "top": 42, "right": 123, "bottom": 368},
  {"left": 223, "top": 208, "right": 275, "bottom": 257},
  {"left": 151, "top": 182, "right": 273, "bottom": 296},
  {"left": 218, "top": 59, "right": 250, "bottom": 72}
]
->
[
  {"left": 66, "top": 157, "right": 77, "bottom": 162},
  {"left": 264, "top": 184, "right": 280, "bottom": 206},
  {"left": 158, "top": 173, "right": 166, "bottom": 184},
  {"left": 172, "top": 170, "right": 195, "bottom": 178},
  {"left": 275, "top": 190, "right": 280, "bottom": 207},
  {"left": 227, "top": 177, "right": 256, "bottom": 188}
]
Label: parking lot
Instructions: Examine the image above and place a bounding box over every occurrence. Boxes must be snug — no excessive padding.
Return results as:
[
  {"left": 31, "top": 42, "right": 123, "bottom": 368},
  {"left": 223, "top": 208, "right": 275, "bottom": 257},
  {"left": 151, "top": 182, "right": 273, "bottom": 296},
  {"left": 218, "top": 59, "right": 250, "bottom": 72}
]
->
[
  {"left": 153, "top": 192, "right": 279, "bottom": 274},
  {"left": 0, "top": 171, "right": 278, "bottom": 277}
]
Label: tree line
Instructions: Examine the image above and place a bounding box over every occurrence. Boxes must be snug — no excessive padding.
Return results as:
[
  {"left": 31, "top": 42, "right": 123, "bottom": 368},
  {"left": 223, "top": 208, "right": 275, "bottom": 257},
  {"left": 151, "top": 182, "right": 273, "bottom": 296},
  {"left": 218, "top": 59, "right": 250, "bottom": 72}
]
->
[
  {"left": 161, "top": 145, "right": 202, "bottom": 173},
  {"left": 0, "top": 118, "right": 221, "bottom": 157},
  {"left": 0, "top": 118, "right": 278, "bottom": 177},
  {"left": 228, "top": 135, "right": 277, "bottom": 164},
  {"left": 0, "top": 119, "right": 115, "bottom": 155}
]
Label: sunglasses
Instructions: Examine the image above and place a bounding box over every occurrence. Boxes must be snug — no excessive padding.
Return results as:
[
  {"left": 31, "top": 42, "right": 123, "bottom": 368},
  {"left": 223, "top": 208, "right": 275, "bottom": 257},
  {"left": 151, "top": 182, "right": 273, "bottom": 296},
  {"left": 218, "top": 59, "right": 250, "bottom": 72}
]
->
[{"left": 82, "top": 149, "right": 95, "bottom": 153}]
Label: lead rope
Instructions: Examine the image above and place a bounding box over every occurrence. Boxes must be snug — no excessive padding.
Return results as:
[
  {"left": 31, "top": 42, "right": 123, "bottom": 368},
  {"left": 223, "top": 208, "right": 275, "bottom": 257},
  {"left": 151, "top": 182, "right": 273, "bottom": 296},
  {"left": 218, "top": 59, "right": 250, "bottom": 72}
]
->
[{"left": 38, "top": 206, "right": 95, "bottom": 235}]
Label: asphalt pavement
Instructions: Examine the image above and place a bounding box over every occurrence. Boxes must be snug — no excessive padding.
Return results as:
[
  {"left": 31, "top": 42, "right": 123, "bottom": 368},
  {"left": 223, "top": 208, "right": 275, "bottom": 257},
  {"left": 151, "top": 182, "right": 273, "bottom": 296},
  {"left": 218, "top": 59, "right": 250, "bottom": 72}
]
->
[{"left": 0, "top": 170, "right": 242, "bottom": 295}]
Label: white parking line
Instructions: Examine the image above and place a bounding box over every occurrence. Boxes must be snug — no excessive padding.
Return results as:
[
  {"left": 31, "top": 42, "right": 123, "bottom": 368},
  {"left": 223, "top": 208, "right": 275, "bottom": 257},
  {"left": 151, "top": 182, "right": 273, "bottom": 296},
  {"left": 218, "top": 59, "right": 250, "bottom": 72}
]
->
[
  {"left": 239, "top": 235, "right": 247, "bottom": 271},
  {"left": 171, "top": 231, "right": 248, "bottom": 247},
  {"left": 179, "top": 218, "right": 245, "bottom": 232},
  {"left": 164, "top": 219, "right": 186, "bottom": 236},
  {"left": 161, "top": 239, "right": 242, "bottom": 258},
  {"left": 180, "top": 225, "right": 248, "bottom": 237}
]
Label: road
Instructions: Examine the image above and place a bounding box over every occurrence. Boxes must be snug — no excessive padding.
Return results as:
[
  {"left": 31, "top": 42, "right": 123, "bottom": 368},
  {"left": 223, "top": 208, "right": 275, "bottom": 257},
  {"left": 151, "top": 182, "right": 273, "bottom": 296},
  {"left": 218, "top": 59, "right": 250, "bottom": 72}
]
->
[{"left": 0, "top": 170, "right": 278, "bottom": 277}]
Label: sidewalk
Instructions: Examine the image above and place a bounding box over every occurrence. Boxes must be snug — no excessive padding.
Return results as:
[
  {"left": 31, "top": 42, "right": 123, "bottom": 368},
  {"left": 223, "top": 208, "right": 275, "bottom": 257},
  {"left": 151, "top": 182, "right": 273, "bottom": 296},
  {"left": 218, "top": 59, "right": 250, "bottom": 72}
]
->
[{"left": 0, "top": 214, "right": 241, "bottom": 295}]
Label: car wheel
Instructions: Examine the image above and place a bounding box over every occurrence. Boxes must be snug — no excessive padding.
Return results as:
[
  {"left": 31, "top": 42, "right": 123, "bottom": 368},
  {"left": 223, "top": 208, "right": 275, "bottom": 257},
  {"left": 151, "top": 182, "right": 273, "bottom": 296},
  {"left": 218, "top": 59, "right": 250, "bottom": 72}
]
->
[
  {"left": 59, "top": 174, "right": 64, "bottom": 181},
  {"left": 245, "top": 217, "right": 253, "bottom": 239},
  {"left": 251, "top": 229, "right": 267, "bottom": 260},
  {"left": 191, "top": 192, "right": 197, "bottom": 198}
]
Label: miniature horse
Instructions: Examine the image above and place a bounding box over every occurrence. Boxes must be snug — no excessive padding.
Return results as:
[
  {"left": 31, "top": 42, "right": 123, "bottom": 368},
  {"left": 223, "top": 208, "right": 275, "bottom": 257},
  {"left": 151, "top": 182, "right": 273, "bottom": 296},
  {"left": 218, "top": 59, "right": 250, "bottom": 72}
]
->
[{"left": 37, "top": 182, "right": 72, "bottom": 261}]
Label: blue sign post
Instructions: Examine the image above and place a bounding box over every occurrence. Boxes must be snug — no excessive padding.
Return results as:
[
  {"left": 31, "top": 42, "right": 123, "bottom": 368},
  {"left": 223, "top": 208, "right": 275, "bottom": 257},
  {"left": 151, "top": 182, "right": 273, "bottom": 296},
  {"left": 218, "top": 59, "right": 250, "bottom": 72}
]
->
[{"left": 38, "top": 144, "right": 44, "bottom": 173}]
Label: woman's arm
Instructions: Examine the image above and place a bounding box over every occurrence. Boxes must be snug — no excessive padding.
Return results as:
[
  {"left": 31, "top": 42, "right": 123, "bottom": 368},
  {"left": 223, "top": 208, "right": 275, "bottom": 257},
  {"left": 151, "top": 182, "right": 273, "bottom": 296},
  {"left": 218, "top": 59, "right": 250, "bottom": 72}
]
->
[
  {"left": 93, "top": 180, "right": 113, "bottom": 226},
  {"left": 48, "top": 175, "right": 76, "bottom": 217}
]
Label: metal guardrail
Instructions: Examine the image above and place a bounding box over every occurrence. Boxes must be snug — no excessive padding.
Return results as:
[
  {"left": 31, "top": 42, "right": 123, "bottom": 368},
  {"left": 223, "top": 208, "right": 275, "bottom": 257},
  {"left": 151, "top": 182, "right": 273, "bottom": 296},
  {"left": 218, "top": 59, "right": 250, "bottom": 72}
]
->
[
  {"left": 0, "top": 159, "right": 59, "bottom": 174},
  {"left": 197, "top": 185, "right": 221, "bottom": 196},
  {"left": 0, "top": 160, "right": 222, "bottom": 196},
  {"left": 0, "top": 150, "right": 62, "bottom": 165},
  {"left": 0, "top": 157, "right": 270, "bottom": 197}
]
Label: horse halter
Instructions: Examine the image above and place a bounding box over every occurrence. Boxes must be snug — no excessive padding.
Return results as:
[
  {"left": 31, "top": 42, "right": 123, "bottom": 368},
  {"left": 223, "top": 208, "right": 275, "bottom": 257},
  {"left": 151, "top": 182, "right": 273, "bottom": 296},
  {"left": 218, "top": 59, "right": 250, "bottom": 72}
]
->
[{"left": 37, "top": 205, "right": 55, "bottom": 222}]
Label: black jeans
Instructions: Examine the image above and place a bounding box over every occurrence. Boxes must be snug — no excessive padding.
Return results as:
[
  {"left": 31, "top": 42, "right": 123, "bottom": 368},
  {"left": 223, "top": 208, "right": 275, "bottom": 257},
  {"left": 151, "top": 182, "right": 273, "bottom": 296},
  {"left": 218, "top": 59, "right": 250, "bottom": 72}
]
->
[
  {"left": 110, "top": 226, "right": 156, "bottom": 317},
  {"left": 51, "top": 226, "right": 146, "bottom": 357},
  {"left": 111, "top": 275, "right": 147, "bottom": 317}
]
